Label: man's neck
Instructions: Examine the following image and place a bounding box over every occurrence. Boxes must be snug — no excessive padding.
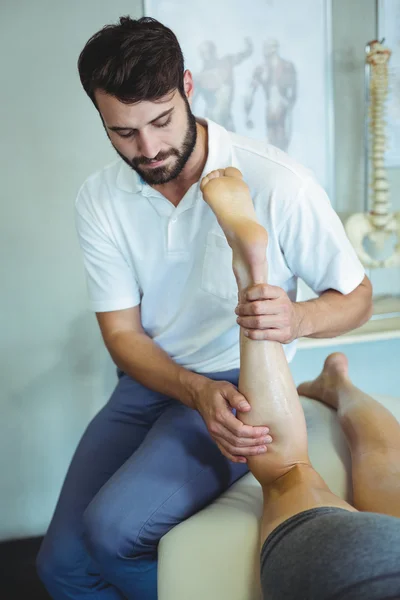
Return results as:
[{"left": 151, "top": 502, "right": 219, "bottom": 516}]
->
[{"left": 152, "top": 121, "right": 208, "bottom": 206}]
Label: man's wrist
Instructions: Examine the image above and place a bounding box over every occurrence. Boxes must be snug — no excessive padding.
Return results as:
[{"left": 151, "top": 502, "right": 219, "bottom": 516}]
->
[
  {"left": 177, "top": 368, "right": 209, "bottom": 409},
  {"left": 293, "top": 300, "right": 315, "bottom": 339}
]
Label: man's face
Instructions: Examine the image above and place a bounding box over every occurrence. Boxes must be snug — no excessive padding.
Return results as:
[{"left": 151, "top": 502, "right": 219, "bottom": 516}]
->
[{"left": 96, "top": 88, "right": 197, "bottom": 185}]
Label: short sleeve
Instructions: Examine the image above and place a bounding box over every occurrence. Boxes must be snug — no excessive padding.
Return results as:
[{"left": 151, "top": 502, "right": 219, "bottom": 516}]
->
[
  {"left": 278, "top": 178, "right": 365, "bottom": 295},
  {"left": 75, "top": 185, "right": 141, "bottom": 312}
]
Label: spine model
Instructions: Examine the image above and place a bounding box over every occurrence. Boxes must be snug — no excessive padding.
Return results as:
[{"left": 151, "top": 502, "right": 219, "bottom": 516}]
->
[{"left": 345, "top": 39, "right": 400, "bottom": 268}]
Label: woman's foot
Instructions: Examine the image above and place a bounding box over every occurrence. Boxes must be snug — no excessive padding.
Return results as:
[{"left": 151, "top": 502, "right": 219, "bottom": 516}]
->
[
  {"left": 297, "top": 353, "right": 350, "bottom": 409},
  {"left": 200, "top": 167, "right": 268, "bottom": 294}
]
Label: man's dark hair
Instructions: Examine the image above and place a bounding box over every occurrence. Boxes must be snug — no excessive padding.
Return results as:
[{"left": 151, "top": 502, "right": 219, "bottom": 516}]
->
[{"left": 78, "top": 16, "right": 185, "bottom": 107}]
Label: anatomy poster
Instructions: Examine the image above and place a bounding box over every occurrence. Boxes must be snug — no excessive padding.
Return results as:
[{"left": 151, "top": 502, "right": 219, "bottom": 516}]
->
[{"left": 144, "top": 0, "right": 333, "bottom": 196}]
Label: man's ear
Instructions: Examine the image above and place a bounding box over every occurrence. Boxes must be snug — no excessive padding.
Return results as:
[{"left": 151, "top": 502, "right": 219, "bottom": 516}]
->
[{"left": 183, "top": 69, "right": 194, "bottom": 103}]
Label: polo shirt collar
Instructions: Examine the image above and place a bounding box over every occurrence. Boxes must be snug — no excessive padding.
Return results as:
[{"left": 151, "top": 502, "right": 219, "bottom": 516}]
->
[
  {"left": 198, "top": 117, "right": 233, "bottom": 179},
  {"left": 116, "top": 161, "right": 143, "bottom": 194}
]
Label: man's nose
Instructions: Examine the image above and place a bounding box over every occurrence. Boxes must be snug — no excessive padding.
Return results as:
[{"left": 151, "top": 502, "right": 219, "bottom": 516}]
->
[{"left": 137, "top": 131, "right": 160, "bottom": 159}]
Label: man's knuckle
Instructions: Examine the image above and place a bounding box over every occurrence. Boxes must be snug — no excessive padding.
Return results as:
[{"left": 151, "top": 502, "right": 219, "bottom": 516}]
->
[
  {"left": 215, "top": 410, "right": 224, "bottom": 422},
  {"left": 250, "top": 446, "right": 264, "bottom": 455},
  {"left": 250, "top": 303, "right": 258, "bottom": 315},
  {"left": 230, "top": 421, "right": 241, "bottom": 434},
  {"left": 229, "top": 446, "right": 240, "bottom": 456},
  {"left": 254, "top": 302, "right": 264, "bottom": 315}
]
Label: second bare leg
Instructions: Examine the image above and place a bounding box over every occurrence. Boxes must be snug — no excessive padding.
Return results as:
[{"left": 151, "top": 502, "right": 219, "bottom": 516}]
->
[{"left": 298, "top": 353, "right": 400, "bottom": 517}]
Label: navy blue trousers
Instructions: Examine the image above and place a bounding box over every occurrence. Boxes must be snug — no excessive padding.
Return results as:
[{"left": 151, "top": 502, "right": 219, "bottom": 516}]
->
[{"left": 37, "top": 368, "right": 248, "bottom": 599}]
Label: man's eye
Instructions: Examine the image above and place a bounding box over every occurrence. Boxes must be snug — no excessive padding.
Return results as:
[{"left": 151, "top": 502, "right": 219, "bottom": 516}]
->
[
  {"left": 119, "top": 131, "right": 136, "bottom": 139},
  {"left": 155, "top": 117, "right": 172, "bottom": 128}
]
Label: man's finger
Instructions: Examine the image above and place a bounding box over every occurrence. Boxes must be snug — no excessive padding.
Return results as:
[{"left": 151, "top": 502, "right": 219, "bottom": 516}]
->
[
  {"left": 237, "top": 315, "right": 284, "bottom": 330},
  {"left": 235, "top": 300, "right": 278, "bottom": 317},
  {"left": 222, "top": 430, "right": 273, "bottom": 449},
  {"left": 245, "top": 284, "right": 281, "bottom": 302},
  {"left": 224, "top": 389, "right": 251, "bottom": 412},
  {"left": 243, "top": 328, "right": 287, "bottom": 342},
  {"left": 218, "top": 438, "right": 269, "bottom": 457},
  {"left": 222, "top": 410, "right": 269, "bottom": 438},
  {"left": 217, "top": 442, "right": 247, "bottom": 464}
]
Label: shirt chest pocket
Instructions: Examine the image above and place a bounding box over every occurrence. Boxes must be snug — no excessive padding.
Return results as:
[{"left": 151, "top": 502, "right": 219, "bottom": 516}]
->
[{"left": 201, "top": 232, "right": 238, "bottom": 301}]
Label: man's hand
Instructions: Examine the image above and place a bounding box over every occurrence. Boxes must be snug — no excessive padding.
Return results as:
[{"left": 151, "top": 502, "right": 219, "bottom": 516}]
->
[
  {"left": 193, "top": 379, "right": 272, "bottom": 463},
  {"left": 235, "top": 284, "right": 303, "bottom": 343}
]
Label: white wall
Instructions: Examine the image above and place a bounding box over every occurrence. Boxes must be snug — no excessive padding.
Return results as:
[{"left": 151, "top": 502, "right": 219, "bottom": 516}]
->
[
  {"left": 0, "top": 0, "right": 399, "bottom": 541},
  {"left": 0, "top": 0, "right": 143, "bottom": 541}
]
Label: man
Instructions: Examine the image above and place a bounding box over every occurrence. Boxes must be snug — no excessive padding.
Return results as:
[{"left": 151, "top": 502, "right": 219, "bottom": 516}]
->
[{"left": 37, "top": 16, "right": 372, "bottom": 600}]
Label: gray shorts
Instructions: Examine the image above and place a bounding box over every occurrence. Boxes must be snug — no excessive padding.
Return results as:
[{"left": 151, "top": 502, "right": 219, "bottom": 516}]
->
[{"left": 261, "top": 507, "right": 400, "bottom": 600}]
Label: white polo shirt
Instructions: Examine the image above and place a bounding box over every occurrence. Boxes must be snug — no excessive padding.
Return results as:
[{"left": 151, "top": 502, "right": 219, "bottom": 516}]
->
[{"left": 75, "top": 118, "right": 365, "bottom": 373}]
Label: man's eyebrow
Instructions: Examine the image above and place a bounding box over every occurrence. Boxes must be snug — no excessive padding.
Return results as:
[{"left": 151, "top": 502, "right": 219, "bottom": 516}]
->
[{"left": 108, "top": 108, "right": 174, "bottom": 132}]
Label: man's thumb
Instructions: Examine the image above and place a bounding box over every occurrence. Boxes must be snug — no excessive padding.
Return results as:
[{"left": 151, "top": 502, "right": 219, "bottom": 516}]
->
[{"left": 229, "top": 391, "right": 251, "bottom": 412}]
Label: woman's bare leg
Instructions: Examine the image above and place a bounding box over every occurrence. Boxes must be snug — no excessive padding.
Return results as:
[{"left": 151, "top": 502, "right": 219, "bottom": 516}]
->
[
  {"left": 298, "top": 353, "right": 400, "bottom": 517},
  {"left": 200, "top": 168, "right": 356, "bottom": 546}
]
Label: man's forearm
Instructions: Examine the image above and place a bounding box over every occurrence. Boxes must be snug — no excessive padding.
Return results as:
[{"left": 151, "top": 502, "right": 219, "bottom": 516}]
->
[
  {"left": 105, "top": 330, "right": 209, "bottom": 408},
  {"left": 295, "top": 276, "right": 373, "bottom": 339}
]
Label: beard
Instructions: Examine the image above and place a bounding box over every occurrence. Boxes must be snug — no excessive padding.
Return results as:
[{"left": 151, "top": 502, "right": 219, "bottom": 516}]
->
[{"left": 114, "top": 97, "right": 198, "bottom": 185}]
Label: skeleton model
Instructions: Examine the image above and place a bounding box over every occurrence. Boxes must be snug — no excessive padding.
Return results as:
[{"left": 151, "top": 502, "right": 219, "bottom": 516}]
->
[{"left": 345, "top": 40, "right": 400, "bottom": 268}]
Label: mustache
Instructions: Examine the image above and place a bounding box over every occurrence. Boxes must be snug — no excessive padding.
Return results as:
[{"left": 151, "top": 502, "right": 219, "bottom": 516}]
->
[{"left": 133, "top": 149, "right": 179, "bottom": 166}]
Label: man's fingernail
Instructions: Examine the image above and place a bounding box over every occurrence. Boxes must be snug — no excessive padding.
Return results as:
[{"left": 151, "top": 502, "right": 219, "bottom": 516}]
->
[
  {"left": 265, "top": 436, "right": 273, "bottom": 444},
  {"left": 238, "top": 401, "right": 250, "bottom": 411},
  {"left": 258, "top": 446, "right": 267, "bottom": 454},
  {"left": 262, "top": 428, "right": 269, "bottom": 435}
]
